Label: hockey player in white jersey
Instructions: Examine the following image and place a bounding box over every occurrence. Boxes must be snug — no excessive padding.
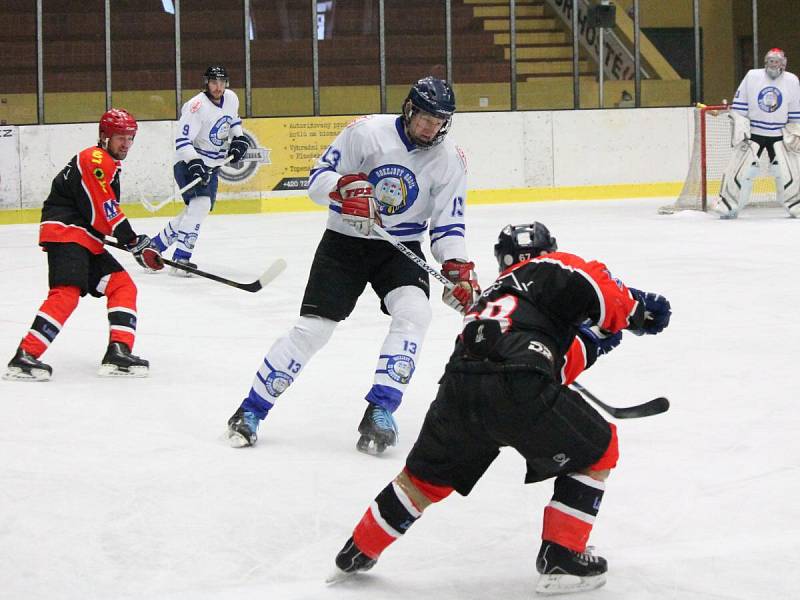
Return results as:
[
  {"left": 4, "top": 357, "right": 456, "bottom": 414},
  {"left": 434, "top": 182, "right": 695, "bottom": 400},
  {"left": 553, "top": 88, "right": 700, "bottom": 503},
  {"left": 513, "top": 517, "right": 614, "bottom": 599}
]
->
[
  {"left": 712, "top": 48, "right": 800, "bottom": 218},
  {"left": 226, "top": 77, "right": 480, "bottom": 454},
  {"left": 149, "top": 65, "right": 249, "bottom": 273}
]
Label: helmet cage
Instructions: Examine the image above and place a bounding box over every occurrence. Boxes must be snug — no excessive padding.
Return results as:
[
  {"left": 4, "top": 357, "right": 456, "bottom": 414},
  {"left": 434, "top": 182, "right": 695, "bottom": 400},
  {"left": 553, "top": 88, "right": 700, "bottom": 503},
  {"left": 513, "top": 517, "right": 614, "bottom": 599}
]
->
[
  {"left": 494, "top": 222, "right": 557, "bottom": 270},
  {"left": 764, "top": 48, "right": 787, "bottom": 78}
]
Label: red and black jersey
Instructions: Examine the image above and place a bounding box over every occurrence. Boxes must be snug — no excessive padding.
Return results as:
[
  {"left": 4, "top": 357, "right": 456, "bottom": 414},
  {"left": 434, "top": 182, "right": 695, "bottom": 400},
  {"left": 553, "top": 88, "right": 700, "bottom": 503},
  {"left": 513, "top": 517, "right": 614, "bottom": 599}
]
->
[
  {"left": 38, "top": 145, "right": 136, "bottom": 253},
  {"left": 460, "top": 251, "right": 644, "bottom": 383}
]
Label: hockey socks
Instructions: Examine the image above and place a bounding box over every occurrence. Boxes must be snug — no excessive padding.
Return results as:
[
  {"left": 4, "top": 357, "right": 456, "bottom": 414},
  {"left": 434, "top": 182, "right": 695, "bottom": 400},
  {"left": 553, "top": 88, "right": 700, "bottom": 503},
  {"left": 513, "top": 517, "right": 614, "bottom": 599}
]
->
[
  {"left": 350, "top": 468, "right": 453, "bottom": 560},
  {"left": 102, "top": 271, "right": 139, "bottom": 350},
  {"left": 541, "top": 473, "right": 605, "bottom": 552},
  {"left": 19, "top": 285, "right": 80, "bottom": 357}
]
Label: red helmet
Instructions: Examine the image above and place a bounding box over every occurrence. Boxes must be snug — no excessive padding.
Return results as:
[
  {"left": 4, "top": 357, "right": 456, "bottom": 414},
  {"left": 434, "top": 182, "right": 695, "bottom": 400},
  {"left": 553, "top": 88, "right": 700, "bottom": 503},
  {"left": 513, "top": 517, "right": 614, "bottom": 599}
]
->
[{"left": 99, "top": 108, "right": 137, "bottom": 140}]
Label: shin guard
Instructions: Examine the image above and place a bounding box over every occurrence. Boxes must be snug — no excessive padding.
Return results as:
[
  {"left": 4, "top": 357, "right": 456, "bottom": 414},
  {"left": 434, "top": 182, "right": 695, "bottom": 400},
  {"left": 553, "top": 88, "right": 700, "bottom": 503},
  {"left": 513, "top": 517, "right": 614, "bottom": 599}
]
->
[{"left": 19, "top": 285, "right": 80, "bottom": 357}]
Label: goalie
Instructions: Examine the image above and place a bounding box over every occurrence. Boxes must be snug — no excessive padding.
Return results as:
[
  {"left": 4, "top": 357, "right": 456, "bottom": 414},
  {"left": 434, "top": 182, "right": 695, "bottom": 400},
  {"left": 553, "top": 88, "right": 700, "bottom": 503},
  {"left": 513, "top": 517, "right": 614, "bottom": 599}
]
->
[{"left": 712, "top": 48, "right": 800, "bottom": 218}]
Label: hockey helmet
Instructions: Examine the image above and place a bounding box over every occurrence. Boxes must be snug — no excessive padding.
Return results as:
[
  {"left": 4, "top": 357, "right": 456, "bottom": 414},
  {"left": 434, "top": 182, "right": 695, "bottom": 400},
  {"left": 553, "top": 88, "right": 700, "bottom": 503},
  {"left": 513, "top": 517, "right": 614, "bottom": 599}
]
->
[
  {"left": 204, "top": 64, "right": 229, "bottom": 89},
  {"left": 494, "top": 222, "right": 557, "bottom": 270},
  {"left": 99, "top": 108, "right": 137, "bottom": 142},
  {"left": 402, "top": 76, "right": 456, "bottom": 147},
  {"left": 765, "top": 48, "right": 787, "bottom": 79}
]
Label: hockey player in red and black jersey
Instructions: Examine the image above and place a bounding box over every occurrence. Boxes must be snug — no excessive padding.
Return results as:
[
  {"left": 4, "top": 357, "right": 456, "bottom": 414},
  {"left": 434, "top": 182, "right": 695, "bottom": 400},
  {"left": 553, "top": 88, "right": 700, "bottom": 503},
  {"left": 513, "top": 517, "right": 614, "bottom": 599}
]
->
[
  {"left": 3, "top": 108, "right": 163, "bottom": 382},
  {"left": 329, "top": 222, "right": 671, "bottom": 595}
]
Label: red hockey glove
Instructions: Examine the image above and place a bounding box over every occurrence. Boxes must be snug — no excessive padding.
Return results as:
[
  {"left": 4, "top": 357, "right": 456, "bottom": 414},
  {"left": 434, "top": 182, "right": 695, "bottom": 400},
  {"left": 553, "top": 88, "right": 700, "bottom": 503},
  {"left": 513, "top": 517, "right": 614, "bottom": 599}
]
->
[
  {"left": 127, "top": 234, "right": 164, "bottom": 271},
  {"left": 441, "top": 259, "right": 480, "bottom": 313},
  {"left": 330, "top": 173, "right": 380, "bottom": 236}
]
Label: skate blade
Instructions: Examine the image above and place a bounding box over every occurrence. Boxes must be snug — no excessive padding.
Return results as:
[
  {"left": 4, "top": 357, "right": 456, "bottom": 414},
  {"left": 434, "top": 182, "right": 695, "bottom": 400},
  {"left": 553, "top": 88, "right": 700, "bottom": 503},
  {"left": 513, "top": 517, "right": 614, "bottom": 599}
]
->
[
  {"left": 97, "top": 364, "right": 149, "bottom": 378},
  {"left": 535, "top": 573, "right": 606, "bottom": 595},
  {"left": 226, "top": 429, "right": 255, "bottom": 448},
  {"left": 2, "top": 367, "right": 51, "bottom": 382},
  {"left": 168, "top": 268, "right": 194, "bottom": 278},
  {"left": 356, "top": 435, "right": 388, "bottom": 455},
  {"left": 325, "top": 567, "right": 357, "bottom": 585}
]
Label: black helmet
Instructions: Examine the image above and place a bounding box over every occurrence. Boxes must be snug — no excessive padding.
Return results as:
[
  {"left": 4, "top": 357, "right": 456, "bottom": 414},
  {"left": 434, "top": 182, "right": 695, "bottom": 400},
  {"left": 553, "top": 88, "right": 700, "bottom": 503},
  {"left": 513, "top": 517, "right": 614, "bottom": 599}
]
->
[
  {"left": 494, "top": 222, "right": 557, "bottom": 270},
  {"left": 402, "top": 76, "right": 456, "bottom": 147},
  {"left": 203, "top": 65, "right": 229, "bottom": 89}
]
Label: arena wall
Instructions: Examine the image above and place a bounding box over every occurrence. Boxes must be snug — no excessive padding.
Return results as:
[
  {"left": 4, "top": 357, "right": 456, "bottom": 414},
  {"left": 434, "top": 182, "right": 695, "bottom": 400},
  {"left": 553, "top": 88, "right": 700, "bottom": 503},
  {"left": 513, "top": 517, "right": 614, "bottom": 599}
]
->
[{"left": 0, "top": 106, "right": 694, "bottom": 223}]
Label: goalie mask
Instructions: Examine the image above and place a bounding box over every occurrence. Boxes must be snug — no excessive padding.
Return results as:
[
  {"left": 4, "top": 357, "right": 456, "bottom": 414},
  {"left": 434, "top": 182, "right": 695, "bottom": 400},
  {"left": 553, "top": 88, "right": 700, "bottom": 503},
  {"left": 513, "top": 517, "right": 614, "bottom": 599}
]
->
[
  {"left": 764, "top": 48, "right": 787, "bottom": 79},
  {"left": 494, "top": 222, "right": 557, "bottom": 270},
  {"left": 203, "top": 64, "right": 229, "bottom": 90},
  {"left": 402, "top": 76, "right": 456, "bottom": 147}
]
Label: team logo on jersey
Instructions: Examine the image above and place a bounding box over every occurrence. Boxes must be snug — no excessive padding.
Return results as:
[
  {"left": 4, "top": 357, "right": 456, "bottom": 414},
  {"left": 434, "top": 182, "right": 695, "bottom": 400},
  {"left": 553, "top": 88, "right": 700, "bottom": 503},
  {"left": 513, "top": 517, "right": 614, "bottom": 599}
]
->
[
  {"left": 190, "top": 100, "right": 202, "bottom": 114},
  {"left": 209, "top": 116, "right": 234, "bottom": 146},
  {"left": 368, "top": 164, "right": 419, "bottom": 215},
  {"left": 103, "top": 199, "right": 119, "bottom": 220},
  {"left": 265, "top": 370, "right": 294, "bottom": 397},
  {"left": 386, "top": 354, "right": 415, "bottom": 384},
  {"left": 758, "top": 86, "right": 783, "bottom": 112}
]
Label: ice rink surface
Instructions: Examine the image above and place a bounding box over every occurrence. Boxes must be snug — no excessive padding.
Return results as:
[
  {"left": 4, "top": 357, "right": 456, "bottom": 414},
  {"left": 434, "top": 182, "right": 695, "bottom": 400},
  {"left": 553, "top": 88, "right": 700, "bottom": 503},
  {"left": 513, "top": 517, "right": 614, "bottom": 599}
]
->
[{"left": 1, "top": 198, "right": 797, "bottom": 600}]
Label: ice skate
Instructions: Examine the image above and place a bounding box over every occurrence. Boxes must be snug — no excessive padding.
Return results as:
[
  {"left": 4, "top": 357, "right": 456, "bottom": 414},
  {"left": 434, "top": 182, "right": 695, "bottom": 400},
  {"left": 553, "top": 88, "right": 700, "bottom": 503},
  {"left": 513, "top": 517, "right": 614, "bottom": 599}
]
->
[
  {"left": 3, "top": 347, "right": 52, "bottom": 381},
  {"left": 169, "top": 257, "right": 197, "bottom": 277},
  {"left": 356, "top": 403, "right": 398, "bottom": 455},
  {"left": 98, "top": 342, "right": 149, "bottom": 377},
  {"left": 326, "top": 536, "right": 377, "bottom": 584},
  {"left": 227, "top": 406, "right": 260, "bottom": 448},
  {"left": 535, "top": 541, "right": 607, "bottom": 595}
]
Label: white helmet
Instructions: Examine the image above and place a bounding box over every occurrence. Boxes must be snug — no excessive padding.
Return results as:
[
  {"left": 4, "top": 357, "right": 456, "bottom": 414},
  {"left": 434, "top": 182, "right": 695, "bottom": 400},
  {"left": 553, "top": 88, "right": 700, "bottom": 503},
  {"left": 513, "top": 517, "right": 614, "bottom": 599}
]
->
[{"left": 765, "top": 48, "right": 787, "bottom": 79}]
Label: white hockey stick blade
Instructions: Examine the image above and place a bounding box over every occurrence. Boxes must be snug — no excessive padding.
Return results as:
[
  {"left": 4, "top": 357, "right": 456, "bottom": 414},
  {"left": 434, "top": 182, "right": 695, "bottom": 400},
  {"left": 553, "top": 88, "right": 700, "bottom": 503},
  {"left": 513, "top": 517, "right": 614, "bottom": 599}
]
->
[{"left": 258, "top": 258, "right": 287, "bottom": 287}]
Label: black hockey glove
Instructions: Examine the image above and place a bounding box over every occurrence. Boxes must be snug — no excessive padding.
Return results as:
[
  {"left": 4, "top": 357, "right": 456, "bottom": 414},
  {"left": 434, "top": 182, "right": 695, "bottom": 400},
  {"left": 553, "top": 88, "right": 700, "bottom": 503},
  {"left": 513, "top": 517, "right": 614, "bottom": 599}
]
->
[
  {"left": 227, "top": 135, "right": 249, "bottom": 163},
  {"left": 186, "top": 158, "right": 211, "bottom": 186},
  {"left": 629, "top": 288, "right": 671, "bottom": 335},
  {"left": 127, "top": 234, "right": 164, "bottom": 271}
]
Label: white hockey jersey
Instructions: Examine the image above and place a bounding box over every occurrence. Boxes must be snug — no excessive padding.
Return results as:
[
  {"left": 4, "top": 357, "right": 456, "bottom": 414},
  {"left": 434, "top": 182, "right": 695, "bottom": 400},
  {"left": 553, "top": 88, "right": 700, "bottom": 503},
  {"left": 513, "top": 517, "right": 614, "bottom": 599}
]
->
[
  {"left": 307, "top": 115, "right": 469, "bottom": 263},
  {"left": 731, "top": 68, "right": 800, "bottom": 137},
  {"left": 174, "top": 89, "right": 243, "bottom": 167}
]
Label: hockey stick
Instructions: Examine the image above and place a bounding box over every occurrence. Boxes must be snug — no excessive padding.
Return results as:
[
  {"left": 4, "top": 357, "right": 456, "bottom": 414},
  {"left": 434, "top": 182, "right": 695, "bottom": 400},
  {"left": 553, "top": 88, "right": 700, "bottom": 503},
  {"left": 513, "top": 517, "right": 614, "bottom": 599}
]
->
[
  {"left": 371, "top": 224, "right": 455, "bottom": 290},
  {"left": 570, "top": 381, "right": 670, "bottom": 419},
  {"left": 104, "top": 237, "right": 287, "bottom": 293},
  {"left": 141, "top": 156, "right": 234, "bottom": 213}
]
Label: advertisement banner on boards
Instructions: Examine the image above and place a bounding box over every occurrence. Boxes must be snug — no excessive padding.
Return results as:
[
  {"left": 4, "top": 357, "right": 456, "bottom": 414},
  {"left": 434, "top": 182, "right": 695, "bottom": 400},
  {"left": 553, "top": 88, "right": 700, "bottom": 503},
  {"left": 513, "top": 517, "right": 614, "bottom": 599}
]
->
[
  {"left": 0, "top": 126, "right": 20, "bottom": 209},
  {"left": 217, "top": 116, "right": 355, "bottom": 196}
]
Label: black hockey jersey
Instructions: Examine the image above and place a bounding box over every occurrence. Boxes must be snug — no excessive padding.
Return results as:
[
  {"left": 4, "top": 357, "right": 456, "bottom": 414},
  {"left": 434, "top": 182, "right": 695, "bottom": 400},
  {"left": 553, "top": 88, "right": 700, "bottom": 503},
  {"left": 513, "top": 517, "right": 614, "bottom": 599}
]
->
[{"left": 457, "top": 252, "right": 645, "bottom": 382}]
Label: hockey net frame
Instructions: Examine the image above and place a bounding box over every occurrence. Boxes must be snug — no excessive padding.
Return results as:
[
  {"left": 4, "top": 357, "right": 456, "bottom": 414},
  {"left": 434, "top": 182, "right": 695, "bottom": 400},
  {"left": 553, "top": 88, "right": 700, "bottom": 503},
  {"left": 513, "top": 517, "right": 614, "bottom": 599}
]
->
[{"left": 660, "top": 104, "right": 778, "bottom": 214}]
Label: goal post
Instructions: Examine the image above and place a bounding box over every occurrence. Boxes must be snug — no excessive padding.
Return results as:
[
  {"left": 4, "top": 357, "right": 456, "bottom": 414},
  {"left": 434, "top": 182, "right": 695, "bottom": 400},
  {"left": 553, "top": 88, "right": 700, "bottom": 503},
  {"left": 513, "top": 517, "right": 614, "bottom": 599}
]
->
[{"left": 660, "top": 104, "right": 777, "bottom": 214}]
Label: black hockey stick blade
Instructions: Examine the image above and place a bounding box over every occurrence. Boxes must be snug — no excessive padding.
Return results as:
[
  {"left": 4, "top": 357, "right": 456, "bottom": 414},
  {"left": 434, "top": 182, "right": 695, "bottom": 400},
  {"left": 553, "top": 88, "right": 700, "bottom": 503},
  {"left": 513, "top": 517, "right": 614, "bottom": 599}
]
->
[{"left": 571, "top": 382, "right": 670, "bottom": 419}]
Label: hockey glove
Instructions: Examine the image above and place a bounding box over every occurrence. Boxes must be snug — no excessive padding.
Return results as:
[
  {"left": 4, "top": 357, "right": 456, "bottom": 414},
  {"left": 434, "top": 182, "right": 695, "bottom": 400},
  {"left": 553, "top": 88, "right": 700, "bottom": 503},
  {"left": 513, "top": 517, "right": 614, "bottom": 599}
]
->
[
  {"left": 227, "top": 135, "right": 249, "bottom": 163},
  {"left": 441, "top": 259, "right": 481, "bottom": 314},
  {"left": 783, "top": 123, "right": 800, "bottom": 153},
  {"left": 186, "top": 158, "right": 212, "bottom": 186},
  {"left": 629, "top": 288, "right": 671, "bottom": 335},
  {"left": 577, "top": 324, "right": 622, "bottom": 359},
  {"left": 331, "top": 173, "right": 380, "bottom": 236},
  {"left": 127, "top": 234, "right": 164, "bottom": 271}
]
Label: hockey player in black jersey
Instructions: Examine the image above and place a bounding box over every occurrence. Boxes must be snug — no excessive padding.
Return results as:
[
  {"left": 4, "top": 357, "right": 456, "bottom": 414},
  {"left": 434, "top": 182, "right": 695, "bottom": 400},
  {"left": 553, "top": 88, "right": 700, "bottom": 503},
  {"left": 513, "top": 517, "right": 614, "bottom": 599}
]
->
[{"left": 329, "top": 222, "right": 671, "bottom": 595}]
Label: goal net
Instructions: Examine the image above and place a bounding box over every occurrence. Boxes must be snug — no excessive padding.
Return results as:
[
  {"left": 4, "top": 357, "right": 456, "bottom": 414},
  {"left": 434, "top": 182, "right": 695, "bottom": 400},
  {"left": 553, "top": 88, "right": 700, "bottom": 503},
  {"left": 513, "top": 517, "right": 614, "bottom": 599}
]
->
[{"left": 660, "top": 104, "right": 778, "bottom": 214}]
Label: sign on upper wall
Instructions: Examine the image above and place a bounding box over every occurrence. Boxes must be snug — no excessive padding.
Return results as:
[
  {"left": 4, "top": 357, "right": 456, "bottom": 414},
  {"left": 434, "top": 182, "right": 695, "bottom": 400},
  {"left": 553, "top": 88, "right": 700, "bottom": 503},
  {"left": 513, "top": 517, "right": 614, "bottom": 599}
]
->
[
  {"left": 217, "top": 116, "right": 355, "bottom": 195},
  {"left": 0, "top": 126, "right": 20, "bottom": 210}
]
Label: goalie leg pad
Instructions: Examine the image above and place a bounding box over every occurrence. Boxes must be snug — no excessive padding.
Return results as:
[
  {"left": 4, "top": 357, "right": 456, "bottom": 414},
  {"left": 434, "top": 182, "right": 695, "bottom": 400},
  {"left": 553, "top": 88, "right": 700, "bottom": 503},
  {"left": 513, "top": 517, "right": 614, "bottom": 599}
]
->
[
  {"left": 770, "top": 141, "right": 800, "bottom": 217},
  {"left": 712, "top": 141, "right": 760, "bottom": 217}
]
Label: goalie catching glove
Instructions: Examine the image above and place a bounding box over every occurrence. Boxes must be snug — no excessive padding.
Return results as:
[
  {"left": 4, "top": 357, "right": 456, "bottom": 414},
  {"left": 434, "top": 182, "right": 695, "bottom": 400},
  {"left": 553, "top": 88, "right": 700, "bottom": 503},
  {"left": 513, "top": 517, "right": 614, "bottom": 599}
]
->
[
  {"left": 126, "top": 234, "right": 164, "bottom": 271},
  {"left": 330, "top": 173, "right": 381, "bottom": 236},
  {"left": 441, "top": 259, "right": 480, "bottom": 313}
]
